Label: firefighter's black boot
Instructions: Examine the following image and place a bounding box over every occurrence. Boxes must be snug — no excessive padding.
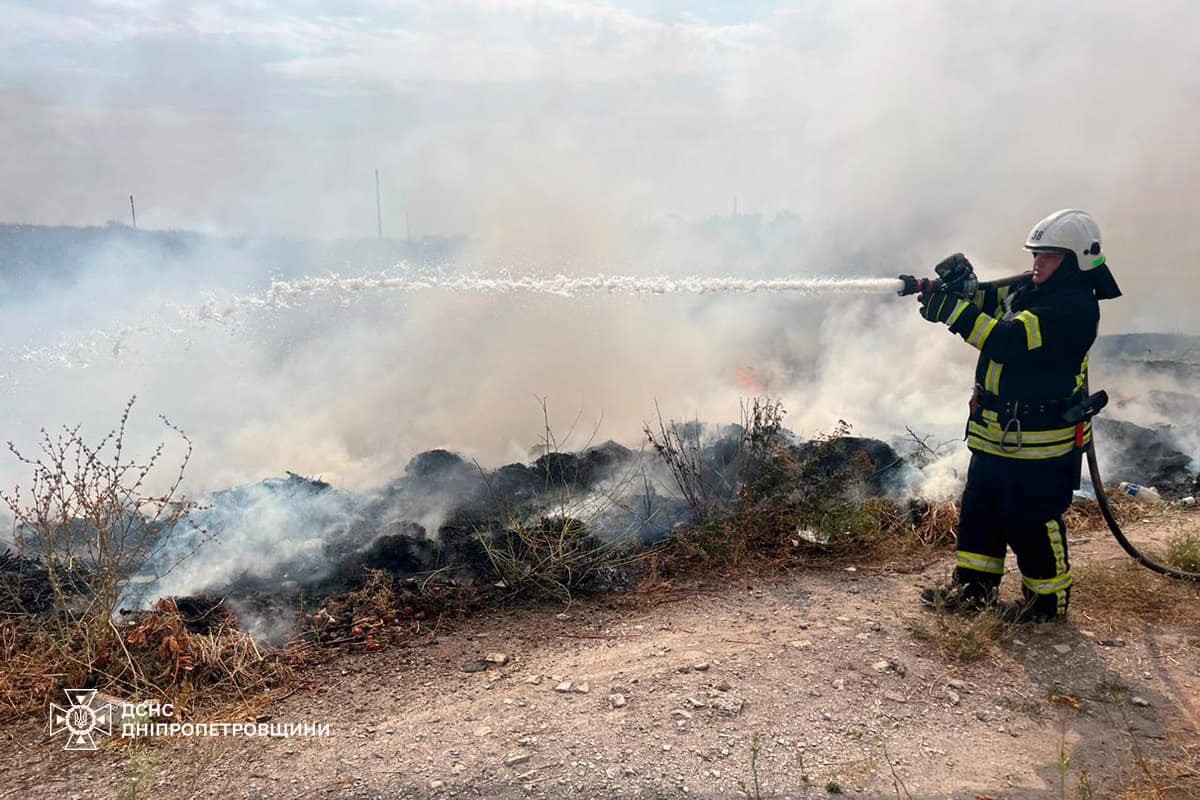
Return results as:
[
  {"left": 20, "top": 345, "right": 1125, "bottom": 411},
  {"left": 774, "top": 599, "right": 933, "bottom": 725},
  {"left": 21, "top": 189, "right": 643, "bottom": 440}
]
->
[
  {"left": 920, "top": 574, "right": 998, "bottom": 613},
  {"left": 998, "top": 585, "right": 1068, "bottom": 624}
]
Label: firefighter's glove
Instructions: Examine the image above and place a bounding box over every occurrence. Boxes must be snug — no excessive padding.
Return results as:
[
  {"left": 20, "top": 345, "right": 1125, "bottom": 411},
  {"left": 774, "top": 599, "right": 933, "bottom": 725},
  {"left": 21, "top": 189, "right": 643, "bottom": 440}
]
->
[
  {"left": 898, "top": 274, "right": 920, "bottom": 296},
  {"left": 918, "top": 289, "right": 961, "bottom": 324},
  {"left": 933, "top": 253, "right": 979, "bottom": 297}
]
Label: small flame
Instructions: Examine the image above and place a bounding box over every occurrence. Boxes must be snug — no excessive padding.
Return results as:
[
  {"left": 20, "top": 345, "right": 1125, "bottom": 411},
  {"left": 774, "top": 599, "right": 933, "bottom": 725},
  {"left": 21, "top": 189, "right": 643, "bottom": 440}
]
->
[{"left": 734, "top": 366, "right": 765, "bottom": 392}]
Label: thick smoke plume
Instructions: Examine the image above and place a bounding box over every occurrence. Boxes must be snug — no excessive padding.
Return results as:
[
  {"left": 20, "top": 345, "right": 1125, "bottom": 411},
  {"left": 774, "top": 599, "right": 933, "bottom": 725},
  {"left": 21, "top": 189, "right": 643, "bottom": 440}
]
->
[{"left": 3, "top": 3, "right": 1200, "bottom": 608}]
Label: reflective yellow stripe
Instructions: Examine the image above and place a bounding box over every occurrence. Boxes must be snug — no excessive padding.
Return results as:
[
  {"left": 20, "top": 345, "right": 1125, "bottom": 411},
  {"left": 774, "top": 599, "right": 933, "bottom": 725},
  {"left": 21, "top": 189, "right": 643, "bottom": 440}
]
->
[
  {"left": 971, "top": 289, "right": 986, "bottom": 309},
  {"left": 1075, "top": 354, "right": 1089, "bottom": 393},
  {"left": 967, "top": 435, "right": 1088, "bottom": 460},
  {"left": 956, "top": 550, "right": 1005, "bottom": 575},
  {"left": 947, "top": 299, "right": 970, "bottom": 326},
  {"left": 966, "top": 314, "right": 998, "bottom": 349},
  {"left": 996, "top": 285, "right": 1011, "bottom": 305},
  {"left": 1046, "top": 520, "right": 1066, "bottom": 576},
  {"left": 1014, "top": 310, "right": 1043, "bottom": 350},
  {"left": 1022, "top": 571, "right": 1073, "bottom": 595},
  {"left": 984, "top": 361, "right": 1004, "bottom": 394},
  {"left": 967, "top": 421, "right": 1089, "bottom": 446}
]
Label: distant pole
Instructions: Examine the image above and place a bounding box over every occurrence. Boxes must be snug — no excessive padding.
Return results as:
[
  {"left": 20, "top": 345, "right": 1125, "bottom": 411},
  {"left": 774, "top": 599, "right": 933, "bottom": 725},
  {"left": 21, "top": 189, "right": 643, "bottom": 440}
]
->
[
  {"left": 375, "top": 168, "right": 383, "bottom": 239},
  {"left": 130, "top": 195, "right": 137, "bottom": 230}
]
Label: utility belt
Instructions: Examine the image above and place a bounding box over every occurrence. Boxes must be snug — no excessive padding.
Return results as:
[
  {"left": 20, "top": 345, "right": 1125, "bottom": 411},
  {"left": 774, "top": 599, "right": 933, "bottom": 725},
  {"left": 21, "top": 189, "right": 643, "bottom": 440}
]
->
[
  {"left": 966, "top": 387, "right": 1107, "bottom": 467},
  {"left": 970, "top": 388, "right": 1079, "bottom": 429}
]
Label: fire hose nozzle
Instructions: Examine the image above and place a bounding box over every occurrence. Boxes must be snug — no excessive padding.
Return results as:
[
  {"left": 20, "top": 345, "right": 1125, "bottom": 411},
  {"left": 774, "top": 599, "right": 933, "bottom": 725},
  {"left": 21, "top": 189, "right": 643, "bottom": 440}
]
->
[{"left": 896, "top": 275, "right": 941, "bottom": 296}]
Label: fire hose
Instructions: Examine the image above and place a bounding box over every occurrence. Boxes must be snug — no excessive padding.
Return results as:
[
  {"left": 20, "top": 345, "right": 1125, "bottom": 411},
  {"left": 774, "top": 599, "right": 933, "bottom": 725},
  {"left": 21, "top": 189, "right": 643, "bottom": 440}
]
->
[{"left": 898, "top": 272, "right": 1200, "bottom": 581}]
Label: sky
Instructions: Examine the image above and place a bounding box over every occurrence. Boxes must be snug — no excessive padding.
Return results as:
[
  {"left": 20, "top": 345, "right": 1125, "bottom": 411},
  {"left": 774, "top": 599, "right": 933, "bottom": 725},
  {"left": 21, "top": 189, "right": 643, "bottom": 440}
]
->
[
  {"left": 3, "top": 1, "right": 1198, "bottom": 270},
  {"left": 3, "top": 0, "right": 1200, "bottom": 498}
]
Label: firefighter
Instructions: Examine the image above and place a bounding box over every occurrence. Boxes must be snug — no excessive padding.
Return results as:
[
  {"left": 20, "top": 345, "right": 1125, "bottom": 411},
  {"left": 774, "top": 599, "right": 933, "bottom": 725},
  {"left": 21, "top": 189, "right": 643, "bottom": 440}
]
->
[{"left": 905, "top": 210, "right": 1122, "bottom": 622}]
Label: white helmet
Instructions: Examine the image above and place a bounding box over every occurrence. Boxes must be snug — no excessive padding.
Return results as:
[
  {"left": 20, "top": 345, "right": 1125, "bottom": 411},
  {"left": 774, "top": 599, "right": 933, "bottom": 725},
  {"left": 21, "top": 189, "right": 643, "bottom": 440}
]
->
[{"left": 1024, "top": 209, "right": 1105, "bottom": 270}]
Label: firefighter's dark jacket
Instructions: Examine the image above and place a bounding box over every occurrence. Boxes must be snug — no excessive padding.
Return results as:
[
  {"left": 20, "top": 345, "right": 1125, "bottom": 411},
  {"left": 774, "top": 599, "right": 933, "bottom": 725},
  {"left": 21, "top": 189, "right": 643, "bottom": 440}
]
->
[{"left": 943, "top": 261, "right": 1100, "bottom": 460}]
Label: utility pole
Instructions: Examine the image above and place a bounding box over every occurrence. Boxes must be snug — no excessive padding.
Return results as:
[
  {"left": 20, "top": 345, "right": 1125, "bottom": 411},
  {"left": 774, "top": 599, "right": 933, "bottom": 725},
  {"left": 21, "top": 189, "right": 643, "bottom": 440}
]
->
[
  {"left": 375, "top": 168, "right": 383, "bottom": 239},
  {"left": 130, "top": 195, "right": 137, "bottom": 230}
]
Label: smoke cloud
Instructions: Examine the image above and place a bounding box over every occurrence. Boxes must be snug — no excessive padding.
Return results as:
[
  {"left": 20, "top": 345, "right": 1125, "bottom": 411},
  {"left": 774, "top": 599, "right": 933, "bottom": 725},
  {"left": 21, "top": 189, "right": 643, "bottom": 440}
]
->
[{"left": 3, "top": 1, "right": 1200, "bottom": 557}]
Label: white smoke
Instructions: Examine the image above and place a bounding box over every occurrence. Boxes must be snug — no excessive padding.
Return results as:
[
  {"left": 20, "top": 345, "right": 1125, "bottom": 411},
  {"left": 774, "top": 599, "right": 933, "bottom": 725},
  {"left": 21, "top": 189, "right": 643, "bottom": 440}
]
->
[{"left": 4, "top": 1, "right": 1200, "bottom": 598}]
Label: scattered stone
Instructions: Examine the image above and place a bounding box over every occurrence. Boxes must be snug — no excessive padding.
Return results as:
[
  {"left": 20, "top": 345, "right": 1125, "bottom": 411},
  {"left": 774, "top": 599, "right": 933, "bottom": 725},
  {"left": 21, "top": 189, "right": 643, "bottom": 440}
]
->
[
  {"left": 947, "top": 679, "right": 967, "bottom": 691},
  {"left": 608, "top": 694, "right": 627, "bottom": 709},
  {"left": 525, "top": 675, "right": 543, "bottom": 685},
  {"left": 462, "top": 659, "right": 490, "bottom": 673},
  {"left": 505, "top": 752, "right": 532, "bottom": 767},
  {"left": 883, "top": 692, "right": 907, "bottom": 704},
  {"left": 693, "top": 662, "right": 710, "bottom": 672},
  {"left": 473, "top": 726, "right": 493, "bottom": 737},
  {"left": 485, "top": 653, "right": 510, "bottom": 665},
  {"left": 429, "top": 780, "right": 445, "bottom": 790},
  {"left": 711, "top": 696, "right": 744, "bottom": 717},
  {"left": 555, "top": 682, "right": 573, "bottom": 693},
  {"left": 1052, "top": 644, "right": 1072, "bottom": 654},
  {"left": 686, "top": 697, "right": 708, "bottom": 709},
  {"left": 671, "top": 710, "right": 693, "bottom": 720},
  {"left": 574, "top": 682, "right": 590, "bottom": 694},
  {"left": 872, "top": 659, "right": 905, "bottom": 676},
  {"left": 790, "top": 640, "right": 813, "bottom": 649},
  {"left": 716, "top": 681, "right": 732, "bottom": 692},
  {"left": 662, "top": 744, "right": 672, "bottom": 752},
  {"left": 1131, "top": 696, "right": 1152, "bottom": 708},
  {"left": 1098, "top": 639, "right": 1127, "bottom": 648},
  {"left": 822, "top": 712, "right": 833, "bottom": 721},
  {"left": 946, "top": 690, "right": 961, "bottom": 706},
  {"left": 1155, "top": 634, "right": 1183, "bottom": 647}
]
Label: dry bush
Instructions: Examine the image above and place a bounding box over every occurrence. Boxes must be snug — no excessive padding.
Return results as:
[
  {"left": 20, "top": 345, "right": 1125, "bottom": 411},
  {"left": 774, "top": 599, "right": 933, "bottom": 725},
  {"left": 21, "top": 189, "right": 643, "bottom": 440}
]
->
[
  {"left": 644, "top": 398, "right": 784, "bottom": 523},
  {"left": 645, "top": 400, "right": 956, "bottom": 577},
  {"left": 0, "top": 398, "right": 291, "bottom": 722}
]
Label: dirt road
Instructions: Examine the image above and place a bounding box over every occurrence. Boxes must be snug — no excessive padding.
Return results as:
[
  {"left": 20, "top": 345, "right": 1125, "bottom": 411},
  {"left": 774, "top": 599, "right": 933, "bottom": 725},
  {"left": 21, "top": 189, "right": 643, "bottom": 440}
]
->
[{"left": 3, "top": 514, "right": 1198, "bottom": 799}]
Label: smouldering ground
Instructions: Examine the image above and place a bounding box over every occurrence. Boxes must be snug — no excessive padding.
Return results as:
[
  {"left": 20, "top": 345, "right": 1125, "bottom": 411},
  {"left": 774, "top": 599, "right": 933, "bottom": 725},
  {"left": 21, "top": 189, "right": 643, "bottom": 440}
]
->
[{"left": 2, "top": 512, "right": 1199, "bottom": 800}]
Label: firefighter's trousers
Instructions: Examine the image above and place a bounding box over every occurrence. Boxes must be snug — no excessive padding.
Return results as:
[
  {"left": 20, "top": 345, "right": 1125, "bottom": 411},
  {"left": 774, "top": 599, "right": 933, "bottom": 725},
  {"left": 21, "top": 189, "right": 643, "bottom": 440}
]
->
[{"left": 953, "top": 450, "right": 1077, "bottom": 617}]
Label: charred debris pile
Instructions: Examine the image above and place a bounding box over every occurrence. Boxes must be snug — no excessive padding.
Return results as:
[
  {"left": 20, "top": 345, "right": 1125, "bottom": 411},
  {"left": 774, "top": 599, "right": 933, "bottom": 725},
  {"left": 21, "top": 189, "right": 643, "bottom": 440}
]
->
[
  {"left": 119, "top": 422, "right": 908, "bottom": 633},
  {"left": 2, "top": 415, "right": 913, "bottom": 651}
]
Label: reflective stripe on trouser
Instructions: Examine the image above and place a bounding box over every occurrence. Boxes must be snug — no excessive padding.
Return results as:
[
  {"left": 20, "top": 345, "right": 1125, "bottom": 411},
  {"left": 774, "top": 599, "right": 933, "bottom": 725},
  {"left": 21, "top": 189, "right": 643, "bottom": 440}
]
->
[
  {"left": 956, "top": 550, "right": 1005, "bottom": 575},
  {"left": 952, "top": 453, "right": 1075, "bottom": 614},
  {"left": 1011, "top": 517, "right": 1072, "bottom": 618}
]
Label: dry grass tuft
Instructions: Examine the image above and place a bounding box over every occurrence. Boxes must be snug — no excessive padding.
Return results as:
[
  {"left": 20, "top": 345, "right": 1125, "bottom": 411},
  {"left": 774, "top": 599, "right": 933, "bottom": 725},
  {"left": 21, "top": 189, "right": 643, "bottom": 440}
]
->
[
  {"left": 1117, "top": 741, "right": 1200, "bottom": 800},
  {"left": 0, "top": 600, "right": 293, "bottom": 722},
  {"left": 1072, "top": 561, "right": 1200, "bottom": 633},
  {"left": 907, "top": 607, "right": 1016, "bottom": 664},
  {"left": 1165, "top": 530, "right": 1200, "bottom": 573},
  {"left": 1064, "top": 490, "right": 1149, "bottom": 534}
]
